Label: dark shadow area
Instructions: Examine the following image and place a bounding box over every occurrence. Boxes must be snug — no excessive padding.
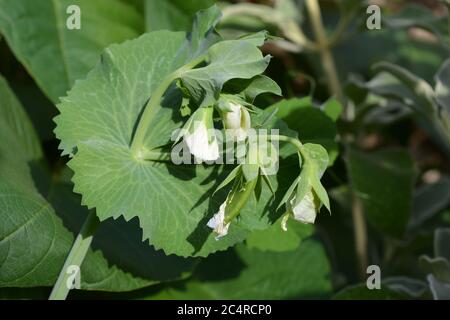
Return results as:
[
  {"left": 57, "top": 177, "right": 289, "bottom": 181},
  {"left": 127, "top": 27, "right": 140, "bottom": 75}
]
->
[
  {"left": 185, "top": 211, "right": 215, "bottom": 256},
  {"left": 185, "top": 166, "right": 233, "bottom": 254},
  {"left": 49, "top": 180, "right": 197, "bottom": 282},
  {"left": 267, "top": 154, "right": 299, "bottom": 223},
  {"left": 195, "top": 248, "right": 246, "bottom": 282}
]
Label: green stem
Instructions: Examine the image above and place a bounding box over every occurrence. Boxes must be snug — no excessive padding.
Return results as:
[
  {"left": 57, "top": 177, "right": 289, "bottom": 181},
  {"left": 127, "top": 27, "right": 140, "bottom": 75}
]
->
[
  {"left": 352, "top": 195, "right": 368, "bottom": 279},
  {"left": 49, "top": 211, "right": 100, "bottom": 300},
  {"left": 140, "top": 149, "right": 172, "bottom": 162},
  {"left": 306, "top": 0, "right": 368, "bottom": 276},
  {"left": 328, "top": 2, "right": 358, "bottom": 47},
  {"left": 269, "top": 134, "right": 303, "bottom": 151},
  {"left": 305, "top": 0, "right": 344, "bottom": 104},
  {"left": 131, "top": 55, "right": 206, "bottom": 157}
]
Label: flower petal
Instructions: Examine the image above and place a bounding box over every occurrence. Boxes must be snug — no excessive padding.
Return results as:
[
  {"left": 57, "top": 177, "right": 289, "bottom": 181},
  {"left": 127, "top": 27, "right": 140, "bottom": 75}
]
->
[
  {"left": 289, "top": 191, "right": 317, "bottom": 224},
  {"left": 207, "top": 201, "right": 230, "bottom": 239},
  {"left": 185, "top": 121, "right": 219, "bottom": 161}
]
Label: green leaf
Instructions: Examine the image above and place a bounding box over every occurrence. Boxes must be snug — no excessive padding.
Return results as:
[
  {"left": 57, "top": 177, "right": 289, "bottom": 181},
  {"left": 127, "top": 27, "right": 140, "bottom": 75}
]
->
[
  {"left": 267, "top": 98, "right": 339, "bottom": 164},
  {"left": 427, "top": 274, "right": 450, "bottom": 300},
  {"left": 0, "top": 75, "right": 42, "bottom": 160},
  {"left": 0, "top": 287, "right": 50, "bottom": 300},
  {"left": 242, "top": 163, "right": 259, "bottom": 182},
  {"left": 146, "top": 239, "right": 332, "bottom": 299},
  {"left": 0, "top": 177, "right": 193, "bottom": 291},
  {"left": 322, "top": 98, "right": 343, "bottom": 122},
  {"left": 277, "top": 175, "right": 300, "bottom": 210},
  {"left": 347, "top": 148, "right": 416, "bottom": 237},
  {"left": 408, "top": 176, "right": 450, "bottom": 231},
  {"left": 50, "top": 179, "right": 196, "bottom": 291},
  {"left": 145, "top": 0, "right": 215, "bottom": 32},
  {"left": 420, "top": 256, "right": 450, "bottom": 283},
  {"left": 333, "top": 284, "right": 412, "bottom": 300},
  {"left": 0, "top": 75, "right": 193, "bottom": 291},
  {"left": 223, "top": 75, "right": 282, "bottom": 102},
  {"left": 383, "top": 4, "right": 449, "bottom": 51},
  {"left": 213, "top": 165, "right": 241, "bottom": 195},
  {"left": 372, "top": 62, "right": 435, "bottom": 114},
  {"left": 301, "top": 143, "right": 329, "bottom": 178},
  {"left": 181, "top": 39, "right": 270, "bottom": 106},
  {"left": 435, "top": 228, "right": 450, "bottom": 261},
  {"left": 0, "top": 172, "right": 68, "bottom": 288},
  {"left": 0, "top": 0, "right": 144, "bottom": 102},
  {"left": 251, "top": 106, "right": 298, "bottom": 140},
  {"left": 246, "top": 217, "right": 313, "bottom": 252},
  {"left": 299, "top": 144, "right": 330, "bottom": 211},
  {"left": 274, "top": 0, "right": 303, "bottom": 23},
  {"left": 370, "top": 62, "right": 450, "bottom": 156},
  {"left": 54, "top": 27, "right": 281, "bottom": 257},
  {"left": 184, "top": 4, "right": 222, "bottom": 59},
  {"left": 435, "top": 59, "right": 450, "bottom": 115},
  {"left": 276, "top": 143, "right": 329, "bottom": 215},
  {"left": 333, "top": 18, "right": 446, "bottom": 84},
  {"left": 383, "top": 277, "right": 428, "bottom": 298},
  {"left": 419, "top": 228, "right": 450, "bottom": 286}
]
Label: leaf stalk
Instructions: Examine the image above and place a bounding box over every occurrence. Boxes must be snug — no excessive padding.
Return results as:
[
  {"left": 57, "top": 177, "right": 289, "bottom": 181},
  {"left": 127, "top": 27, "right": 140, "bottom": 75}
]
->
[
  {"left": 305, "top": 0, "right": 344, "bottom": 105},
  {"left": 49, "top": 211, "right": 99, "bottom": 300},
  {"left": 131, "top": 55, "right": 206, "bottom": 157}
]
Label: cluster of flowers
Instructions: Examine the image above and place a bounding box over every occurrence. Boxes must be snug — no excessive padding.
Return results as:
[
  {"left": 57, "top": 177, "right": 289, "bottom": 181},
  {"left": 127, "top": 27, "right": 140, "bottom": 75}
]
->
[{"left": 173, "top": 96, "right": 324, "bottom": 239}]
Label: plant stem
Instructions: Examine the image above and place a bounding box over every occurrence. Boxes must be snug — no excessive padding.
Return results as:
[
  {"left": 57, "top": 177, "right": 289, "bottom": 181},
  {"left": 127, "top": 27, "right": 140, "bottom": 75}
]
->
[
  {"left": 269, "top": 134, "right": 303, "bottom": 151},
  {"left": 49, "top": 211, "right": 100, "bottom": 300},
  {"left": 352, "top": 195, "right": 368, "bottom": 279},
  {"left": 131, "top": 55, "right": 206, "bottom": 157},
  {"left": 305, "top": 0, "right": 344, "bottom": 104},
  {"left": 141, "top": 150, "right": 172, "bottom": 162},
  {"left": 305, "top": 0, "right": 368, "bottom": 276}
]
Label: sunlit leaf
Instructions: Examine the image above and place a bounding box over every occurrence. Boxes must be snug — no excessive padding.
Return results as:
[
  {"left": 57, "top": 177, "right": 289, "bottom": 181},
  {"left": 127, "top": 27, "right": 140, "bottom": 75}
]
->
[{"left": 0, "top": 0, "right": 144, "bottom": 102}]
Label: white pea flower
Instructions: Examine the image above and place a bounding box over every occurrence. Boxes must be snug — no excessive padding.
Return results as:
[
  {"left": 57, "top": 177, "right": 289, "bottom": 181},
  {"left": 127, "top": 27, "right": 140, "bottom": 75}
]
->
[
  {"left": 287, "top": 190, "right": 319, "bottom": 225},
  {"left": 222, "top": 102, "right": 251, "bottom": 142},
  {"left": 183, "top": 107, "right": 219, "bottom": 161},
  {"left": 207, "top": 201, "right": 230, "bottom": 240}
]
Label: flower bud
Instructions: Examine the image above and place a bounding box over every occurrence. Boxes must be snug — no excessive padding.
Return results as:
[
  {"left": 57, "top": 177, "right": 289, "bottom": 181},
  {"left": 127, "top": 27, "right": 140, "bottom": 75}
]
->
[
  {"left": 207, "top": 175, "right": 258, "bottom": 239},
  {"left": 222, "top": 102, "right": 251, "bottom": 142},
  {"left": 207, "top": 201, "right": 230, "bottom": 239},
  {"left": 287, "top": 190, "right": 320, "bottom": 224},
  {"left": 183, "top": 107, "right": 219, "bottom": 161}
]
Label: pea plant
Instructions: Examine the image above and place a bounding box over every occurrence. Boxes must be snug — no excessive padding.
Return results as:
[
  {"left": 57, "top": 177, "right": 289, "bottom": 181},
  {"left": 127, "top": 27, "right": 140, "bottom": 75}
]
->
[{"left": 0, "top": 0, "right": 449, "bottom": 301}]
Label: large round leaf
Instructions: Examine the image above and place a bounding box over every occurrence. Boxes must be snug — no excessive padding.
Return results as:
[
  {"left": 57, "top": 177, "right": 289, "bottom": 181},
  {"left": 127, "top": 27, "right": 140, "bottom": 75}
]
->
[{"left": 54, "top": 27, "right": 282, "bottom": 257}]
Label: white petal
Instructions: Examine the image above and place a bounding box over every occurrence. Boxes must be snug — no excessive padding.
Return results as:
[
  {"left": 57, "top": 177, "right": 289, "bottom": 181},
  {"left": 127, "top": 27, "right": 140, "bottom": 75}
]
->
[
  {"left": 185, "top": 122, "right": 219, "bottom": 161},
  {"left": 290, "top": 192, "right": 317, "bottom": 224},
  {"left": 223, "top": 103, "right": 250, "bottom": 142},
  {"left": 224, "top": 103, "right": 242, "bottom": 129},
  {"left": 241, "top": 107, "right": 251, "bottom": 131},
  {"left": 207, "top": 201, "right": 230, "bottom": 239}
]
